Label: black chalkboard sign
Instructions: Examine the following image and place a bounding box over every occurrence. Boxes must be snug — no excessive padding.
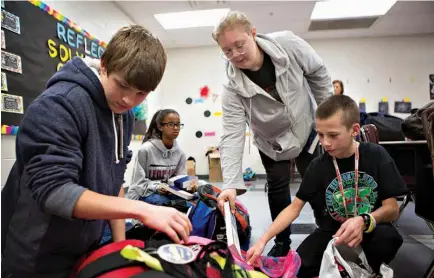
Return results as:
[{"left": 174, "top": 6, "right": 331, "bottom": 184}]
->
[
  {"left": 1, "top": 10, "right": 20, "bottom": 34},
  {"left": 394, "top": 101, "right": 412, "bottom": 113},
  {"left": 1, "top": 1, "right": 106, "bottom": 127}
]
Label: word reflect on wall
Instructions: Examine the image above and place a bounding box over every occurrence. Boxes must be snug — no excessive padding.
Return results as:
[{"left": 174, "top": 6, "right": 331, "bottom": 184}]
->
[{"left": 47, "top": 22, "right": 104, "bottom": 71}]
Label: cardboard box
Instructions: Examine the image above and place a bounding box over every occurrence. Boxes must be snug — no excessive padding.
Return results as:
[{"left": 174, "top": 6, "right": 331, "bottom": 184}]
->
[
  {"left": 186, "top": 160, "right": 196, "bottom": 176},
  {"left": 209, "top": 166, "right": 223, "bottom": 183},
  {"left": 208, "top": 151, "right": 223, "bottom": 182}
]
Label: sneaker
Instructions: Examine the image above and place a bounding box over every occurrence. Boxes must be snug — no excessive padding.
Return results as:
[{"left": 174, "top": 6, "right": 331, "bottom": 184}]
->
[{"left": 267, "top": 241, "right": 291, "bottom": 257}]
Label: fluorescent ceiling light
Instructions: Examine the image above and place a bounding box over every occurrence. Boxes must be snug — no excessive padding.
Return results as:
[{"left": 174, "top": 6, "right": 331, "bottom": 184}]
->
[
  {"left": 154, "top": 8, "right": 230, "bottom": 30},
  {"left": 311, "top": 0, "right": 397, "bottom": 20}
]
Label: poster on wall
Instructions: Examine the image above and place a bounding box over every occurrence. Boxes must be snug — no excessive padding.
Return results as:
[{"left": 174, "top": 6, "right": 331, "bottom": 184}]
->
[
  {"left": 430, "top": 74, "right": 434, "bottom": 100},
  {"left": 1, "top": 93, "right": 24, "bottom": 114},
  {"left": 394, "top": 101, "right": 412, "bottom": 113},
  {"left": 1, "top": 51, "right": 22, "bottom": 74},
  {"left": 1, "top": 72, "right": 8, "bottom": 91},
  {"left": 1, "top": 10, "right": 21, "bottom": 34},
  {"left": 378, "top": 102, "right": 389, "bottom": 114},
  {"left": 1, "top": 30, "right": 5, "bottom": 49},
  {"left": 1, "top": 0, "right": 106, "bottom": 128}
]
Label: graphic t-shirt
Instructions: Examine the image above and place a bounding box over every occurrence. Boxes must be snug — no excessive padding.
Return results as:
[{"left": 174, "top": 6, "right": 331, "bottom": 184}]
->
[
  {"left": 296, "top": 142, "right": 408, "bottom": 232},
  {"left": 242, "top": 52, "right": 283, "bottom": 103}
]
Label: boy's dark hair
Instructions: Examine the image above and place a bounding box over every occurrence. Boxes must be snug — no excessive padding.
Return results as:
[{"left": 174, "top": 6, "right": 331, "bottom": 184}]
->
[
  {"left": 101, "top": 25, "right": 167, "bottom": 93},
  {"left": 143, "top": 109, "right": 179, "bottom": 143},
  {"left": 333, "top": 80, "right": 344, "bottom": 95},
  {"left": 316, "top": 95, "right": 360, "bottom": 129}
]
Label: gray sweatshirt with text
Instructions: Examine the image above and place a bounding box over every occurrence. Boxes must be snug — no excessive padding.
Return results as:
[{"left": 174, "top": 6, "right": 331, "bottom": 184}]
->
[{"left": 126, "top": 139, "right": 187, "bottom": 199}]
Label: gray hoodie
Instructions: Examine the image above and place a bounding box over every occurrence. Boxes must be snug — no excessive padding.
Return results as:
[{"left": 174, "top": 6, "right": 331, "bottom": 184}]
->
[
  {"left": 126, "top": 139, "right": 187, "bottom": 199},
  {"left": 220, "top": 31, "right": 332, "bottom": 192}
]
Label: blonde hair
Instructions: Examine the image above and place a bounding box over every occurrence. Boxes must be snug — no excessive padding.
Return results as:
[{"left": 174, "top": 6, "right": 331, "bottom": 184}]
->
[
  {"left": 101, "top": 25, "right": 167, "bottom": 92},
  {"left": 212, "top": 11, "right": 253, "bottom": 41}
]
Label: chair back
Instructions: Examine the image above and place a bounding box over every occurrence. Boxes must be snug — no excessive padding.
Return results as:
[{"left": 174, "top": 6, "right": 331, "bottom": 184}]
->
[
  {"left": 360, "top": 124, "right": 379, "bottom": 144},
  {"left": 421, "top": 108, "right": 434, "bottom": 178}
]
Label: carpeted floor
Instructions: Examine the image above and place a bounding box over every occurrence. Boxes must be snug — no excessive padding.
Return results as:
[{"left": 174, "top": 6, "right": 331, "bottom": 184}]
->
[{"left": 389, "top": 202, "right": 434, "bottom": 278}]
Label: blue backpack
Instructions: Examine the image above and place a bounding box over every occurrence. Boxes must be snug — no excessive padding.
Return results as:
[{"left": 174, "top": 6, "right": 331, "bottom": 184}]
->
[{"left": 187, "top": 184, "right": 251, "bottom": 251}]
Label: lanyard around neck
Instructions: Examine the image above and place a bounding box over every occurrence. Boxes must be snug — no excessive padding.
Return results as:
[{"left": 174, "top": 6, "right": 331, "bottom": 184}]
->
[{"left": 332, "top": 142, "right": 360, "bottom": 220}]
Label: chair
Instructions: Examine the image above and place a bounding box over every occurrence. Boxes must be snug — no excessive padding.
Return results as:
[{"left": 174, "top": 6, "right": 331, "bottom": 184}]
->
[
  {"left": 421, "top": 108, "right": 434, "bottom": 178},
  {"left": 360, "top": 124, "right": 379, "bottom": 144},
  {"left": 359, "top": 124, "right": 414, "bottom": 227},
  {"left": 420, "top": 108, "right": 434, "bottom": 278}
]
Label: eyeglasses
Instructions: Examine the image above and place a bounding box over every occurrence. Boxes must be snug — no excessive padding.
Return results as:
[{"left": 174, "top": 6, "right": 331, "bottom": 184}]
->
[
  {"left": 221, "top": 41, "right": 247, "bottom": 61},
  {"left": 161, "top": 122, "right": 184, "bottom": 129}
]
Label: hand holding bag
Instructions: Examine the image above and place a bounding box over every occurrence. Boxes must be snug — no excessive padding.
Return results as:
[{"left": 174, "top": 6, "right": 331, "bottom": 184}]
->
[{"left": 319, "top": 238, "right": 393, "bottom": 278}]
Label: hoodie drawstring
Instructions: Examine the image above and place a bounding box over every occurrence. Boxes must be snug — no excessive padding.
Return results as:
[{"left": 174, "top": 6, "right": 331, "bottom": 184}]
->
[
  {"left": 112, "top": 112, "right": 119, "bottom": 164},
  {"left": 118, "top": 114, "right": 124, "bottom": 160},
  {"left": 248, "top": 98, "right": 252, "bottom": 154},
  {"left": 112, "top": 112, "right": 123, "bottom": 164}
]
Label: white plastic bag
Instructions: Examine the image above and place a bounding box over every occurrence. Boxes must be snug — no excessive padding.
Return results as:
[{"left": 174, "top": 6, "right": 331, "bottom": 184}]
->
[{"left": 319, "top": 238, "right": 393, "bottom": 278}]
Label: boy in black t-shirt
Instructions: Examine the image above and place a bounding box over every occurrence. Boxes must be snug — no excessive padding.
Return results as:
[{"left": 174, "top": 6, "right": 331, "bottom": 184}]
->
[{"left": 246, "top": 95, "right": 408, "bottom": 277}]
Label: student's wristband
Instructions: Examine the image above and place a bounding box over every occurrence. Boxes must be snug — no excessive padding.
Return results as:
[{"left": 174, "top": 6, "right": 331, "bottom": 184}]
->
[
  {"left": 367, "top": 214, "right": 376, "bottom": 233},
  {"left": 361, "top": 213, "right": 376, "bottom": 233}
]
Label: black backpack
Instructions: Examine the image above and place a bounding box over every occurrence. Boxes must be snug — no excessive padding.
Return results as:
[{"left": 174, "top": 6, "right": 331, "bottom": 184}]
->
[
  {"left": 401, "top": 101, "right": 434, "bottom": 140},
  {"left": 360, "top": 112, "right": 405, "bottom": 141}
]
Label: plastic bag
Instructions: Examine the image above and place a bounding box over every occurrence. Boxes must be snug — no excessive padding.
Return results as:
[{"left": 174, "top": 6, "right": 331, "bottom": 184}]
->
[{"left": 319, "top": 238, "right": 393, "bottom": 278}]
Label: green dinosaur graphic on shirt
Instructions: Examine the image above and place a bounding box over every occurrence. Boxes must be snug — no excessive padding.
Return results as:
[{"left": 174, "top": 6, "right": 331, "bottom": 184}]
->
[{"left": 326, "top": 171, "right": 378, "bottom": 223}]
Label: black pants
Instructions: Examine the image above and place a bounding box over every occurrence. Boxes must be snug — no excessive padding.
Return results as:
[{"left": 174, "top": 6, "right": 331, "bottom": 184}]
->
[
  {"left": 296, "top": 224, "right": 403, "bottom": 278},
  {"left": 259, "top": 146, "right": 320, "bottom": 243}
]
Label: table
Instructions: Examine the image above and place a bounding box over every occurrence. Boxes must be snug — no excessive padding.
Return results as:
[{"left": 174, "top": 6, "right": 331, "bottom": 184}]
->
[
  {"left": 379, "top": 140, "right": 427, "bottom": 145},
  {"left": 380, "top": 140, "right": 434, "bottom": 277},
  {"left": 379, "top": 141, "right": 433, "bottom": 223}
]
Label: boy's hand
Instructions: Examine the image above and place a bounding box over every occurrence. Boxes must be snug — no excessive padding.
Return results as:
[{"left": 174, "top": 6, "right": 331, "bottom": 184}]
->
[
  {"left": 246, "top": 238, "right": 267, "bottom": 265},
  {"left": 333, "top": 216, "right": 365, "bottom": 247},
  {"left": 139, "top": 203, "right": 192, "bottom": 244}
]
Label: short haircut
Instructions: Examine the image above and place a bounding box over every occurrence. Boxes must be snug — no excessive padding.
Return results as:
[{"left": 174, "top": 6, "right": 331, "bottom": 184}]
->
[
  {"left": 316, "top": 95, "right": 360, "bottom": 129},
  {"left": 333, "top": 80, "right": 344, "bottom": 95},
  {"left": 101, "top": 25, "right": 167, "bottom": 92},
  {"left": 212, "top": 11, "right": 253, "bottom": 41}
]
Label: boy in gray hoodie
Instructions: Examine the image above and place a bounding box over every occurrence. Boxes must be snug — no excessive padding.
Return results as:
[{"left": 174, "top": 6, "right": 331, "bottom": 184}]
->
[
  {"left": 213, "top": 11, "right": 333, "bottom": 257},
  {"left": 126, "top": 109, "right": 187, "bottom": 205}
]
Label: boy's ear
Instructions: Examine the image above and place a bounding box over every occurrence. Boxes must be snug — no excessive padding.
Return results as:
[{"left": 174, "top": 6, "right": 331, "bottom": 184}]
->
[
  {"left": 100, "top": 60, "right": 107, "bottom": 75},
  {"left": 351, "top": 123, "right": 361, "bottom": 137}
]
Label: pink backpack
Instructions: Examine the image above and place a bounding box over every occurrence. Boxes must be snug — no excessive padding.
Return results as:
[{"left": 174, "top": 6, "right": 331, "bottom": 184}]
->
[{"left": 186, "top": 236, "right": 301, "bottom": 278}]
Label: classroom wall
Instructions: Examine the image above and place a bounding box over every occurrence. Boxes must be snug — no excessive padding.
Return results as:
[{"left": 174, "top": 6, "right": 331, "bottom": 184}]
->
[
  {"left": 1, "top": 1, "right": 133, "bottom": 187},
  {"left": 146, "top": 34, "right": 434, "bottom": 178},
  {"left": 1, "top": 3, "right": 432, "bottom": 186}
]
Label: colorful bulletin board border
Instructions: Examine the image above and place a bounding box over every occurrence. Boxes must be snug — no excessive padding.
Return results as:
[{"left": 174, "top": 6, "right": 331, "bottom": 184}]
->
[
  {"left": 1, "top": 124, "right": 19, "bottom": 135},
  {"left": 28, "top": 0, "right": 107, "bottom": 48},
  {"left": 132, "top": 134, "right": 145, "bottom": 141}
]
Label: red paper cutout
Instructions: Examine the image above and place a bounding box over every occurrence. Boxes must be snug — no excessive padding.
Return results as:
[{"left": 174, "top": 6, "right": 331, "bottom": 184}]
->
[{"left": 200, "top": 86, "right": 210, "bottom": 98}]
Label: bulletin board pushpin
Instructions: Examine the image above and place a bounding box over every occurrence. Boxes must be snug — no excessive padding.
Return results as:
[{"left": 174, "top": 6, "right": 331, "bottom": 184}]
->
[
  {"left": 381, "top": 97, "right": 388, "bottom": 102},
  {"left": 360, "top": 98, "right": 366, "bottom": 103},
  {"left": 403, "top": 97, "right": 410, "bottom": 102}
]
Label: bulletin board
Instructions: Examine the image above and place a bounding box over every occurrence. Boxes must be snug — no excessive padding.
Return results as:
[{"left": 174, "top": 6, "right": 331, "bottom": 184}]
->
[{"left": 1, "top": 0, "right": 106, "bottom": 134}]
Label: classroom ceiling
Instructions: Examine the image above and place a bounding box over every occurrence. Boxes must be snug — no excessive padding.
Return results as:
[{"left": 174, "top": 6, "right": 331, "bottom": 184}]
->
[{"left": 112, "top": 0, "right": 434, "bottom": 49}]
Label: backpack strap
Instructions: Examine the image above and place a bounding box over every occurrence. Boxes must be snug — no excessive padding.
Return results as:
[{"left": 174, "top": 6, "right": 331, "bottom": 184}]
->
[
  {"left": 198, "top": 184, "right": 249, "bottom": 232},
  {"left": 76, "top": 251, "right": 147, "bottom": 278}
]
